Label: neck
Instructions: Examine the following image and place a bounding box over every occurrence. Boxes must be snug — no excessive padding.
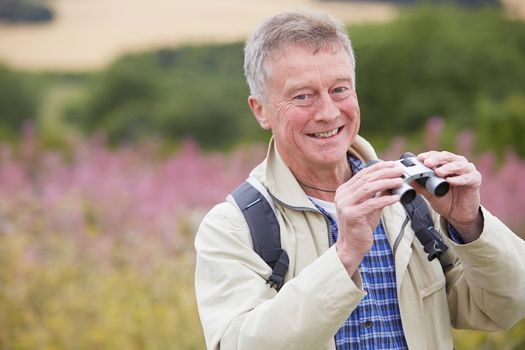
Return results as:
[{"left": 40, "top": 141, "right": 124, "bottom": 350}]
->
[
  {"left": 273, "top": 141, "right": 353, "bottom": 201},
  {"left": 292, "top": 159, "right": 352, "bottom": 202}
]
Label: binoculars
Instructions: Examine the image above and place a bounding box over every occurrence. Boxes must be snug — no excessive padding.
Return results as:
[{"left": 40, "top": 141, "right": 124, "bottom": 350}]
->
[{"left": 367, "top": 152, "right": 450, "bottom": 203}]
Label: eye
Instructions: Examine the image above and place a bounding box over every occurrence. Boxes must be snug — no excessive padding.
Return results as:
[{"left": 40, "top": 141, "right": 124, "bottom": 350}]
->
[
  {"left": 295, "top": 94, "right": 308, "bottom": 101},
  {"left": 332, "top": 86, "right": 352, "bottom": 100},
  {"left": 333, "top": 86, "right": 349, "bottom": 94},
  {"left": 293, "top": 93, "right": 314, "bottom": 105}
]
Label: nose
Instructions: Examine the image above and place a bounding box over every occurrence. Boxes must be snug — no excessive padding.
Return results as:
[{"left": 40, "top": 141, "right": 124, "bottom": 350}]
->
[{"left": 314, "top": 92, "right": 339, "bottom": 122}]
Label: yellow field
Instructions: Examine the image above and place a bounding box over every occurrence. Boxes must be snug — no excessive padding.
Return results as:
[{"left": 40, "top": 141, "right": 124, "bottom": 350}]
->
[
  {"left": 0, "top": 0, "right": 397, "bottom": 71},
  {"left": 0, "top": 0, "right": 522, "bottom": 71}
]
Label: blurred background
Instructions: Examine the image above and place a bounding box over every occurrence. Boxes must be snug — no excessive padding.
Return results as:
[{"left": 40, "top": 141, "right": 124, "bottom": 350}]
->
[{"left": 0, "top": 0, "right": 524, "bottom": 348}]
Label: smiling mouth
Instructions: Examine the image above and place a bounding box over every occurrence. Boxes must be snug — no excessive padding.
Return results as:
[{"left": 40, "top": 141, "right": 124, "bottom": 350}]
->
[{"left": 308, "top": 126, "right": 343, "bottom": 139}]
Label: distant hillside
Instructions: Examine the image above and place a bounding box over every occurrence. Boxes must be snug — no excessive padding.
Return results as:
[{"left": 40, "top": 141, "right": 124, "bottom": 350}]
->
[
  {"left": 0, "top": 0, "right": 397, "bottom": 71},
  {"left": 319, "top": 0, "right": 500, "bottom": 5},
  {"left": 1, "top": 0, "right": 522, "bottom": 71}
]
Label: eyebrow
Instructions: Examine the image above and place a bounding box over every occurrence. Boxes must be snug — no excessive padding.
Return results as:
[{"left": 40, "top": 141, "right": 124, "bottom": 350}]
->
[
  {"left": 283, "top": 76, "right": 353, "bottom": 96},
  {"left": 283, "top": 81, "right": 312, "bottom": 97},
  {"left": 332, "top": 77, "right": 354, "bottom": 86}
]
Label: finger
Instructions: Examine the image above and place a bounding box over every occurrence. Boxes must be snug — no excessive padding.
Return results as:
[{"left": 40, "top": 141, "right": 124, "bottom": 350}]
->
[
  {"left": 337, "top": 177, "right": 404, "bottom": 205},
  {"left": 338, "top": 194, "right": 401, "bottom": 219},
  {"left": 360, "top": 160, "right": 400, "bottom": 177},
  {"left": 416, "top": 150, "right": 441, "bottom": 164},
  {"left": 342, "top": 161, "right": 403, "bottom": 190},
  {"left": 360, "top": 194, "right": 401, "bottom": 212},
  {"left": 418, "top": 151, "right": 467, "bottom": 168},
  {"left": 433, "top": 160, "right": 476, "bottom": 179},
  {"left": 445, "top": 171, "right": 482, "bottom": 187},
  {"left": 341, "top": 170, "right": 404, "bottom": 197}
]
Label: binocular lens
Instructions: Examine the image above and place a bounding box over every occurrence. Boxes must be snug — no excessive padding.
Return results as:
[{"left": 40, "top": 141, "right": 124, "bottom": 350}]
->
[
  {"left": 400, "top": 189, "right": 416, "bottom": 203},
  {"left": 434, "top": 182, "right": 450, "bottom": 197},
  {"left": 423, "top": 175, "right": 450, "bottom": 198},
  {"left": 394, "top": 182, "right": 417, "bottom": 204}
]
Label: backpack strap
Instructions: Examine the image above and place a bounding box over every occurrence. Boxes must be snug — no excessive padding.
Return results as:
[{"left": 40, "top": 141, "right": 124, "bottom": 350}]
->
[
  {"left": 401, "top": 194, "right": 454, "bottom": 272},
  {"left": 231, "top": 181, "right": 289, "bottom": 291}
]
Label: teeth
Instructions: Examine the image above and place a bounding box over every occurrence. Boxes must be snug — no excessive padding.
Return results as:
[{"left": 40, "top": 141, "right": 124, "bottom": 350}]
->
[{"left": 312, "top": 128, "right": 339, "bottom": 139}]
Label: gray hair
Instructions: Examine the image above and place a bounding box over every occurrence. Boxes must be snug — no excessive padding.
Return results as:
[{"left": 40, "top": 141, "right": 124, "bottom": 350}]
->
[{"left": 244, "top": 9, "right": 356, "bottom": 100}]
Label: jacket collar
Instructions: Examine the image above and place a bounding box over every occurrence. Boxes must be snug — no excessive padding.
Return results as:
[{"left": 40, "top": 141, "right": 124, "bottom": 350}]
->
[
  {"left": 250, "top": 136, "right": 414, "bottom": 250},
  {"left": 250, "top": 136, "right": 415, "bottom": 280},
  {"left": 252, "top": 135, "right": 379, "bottom": 210}
]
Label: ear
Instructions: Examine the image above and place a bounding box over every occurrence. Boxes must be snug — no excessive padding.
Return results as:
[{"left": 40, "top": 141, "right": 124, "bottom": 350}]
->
[{"left": 248, "top": 95, "right": 271, "bottom": 130}]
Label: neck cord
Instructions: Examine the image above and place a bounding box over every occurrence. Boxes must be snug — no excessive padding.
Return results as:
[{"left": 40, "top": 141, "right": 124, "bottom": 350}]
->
[{"left": 297, "top": 180, "right": 337, "bottom": 193}]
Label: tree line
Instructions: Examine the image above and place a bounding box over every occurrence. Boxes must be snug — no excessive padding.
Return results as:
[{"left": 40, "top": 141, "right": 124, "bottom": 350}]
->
[{"left": 1, "top": 5, "right": 524, "bottom": 156}]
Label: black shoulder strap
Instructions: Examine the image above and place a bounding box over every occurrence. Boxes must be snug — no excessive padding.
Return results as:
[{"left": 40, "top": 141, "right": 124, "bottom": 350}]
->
[
  {"left": 231, "top": 181, "right": 289, "bottom": 291},
  {"left": 401, "top": 194, "right": 454, "bottom": 272}
]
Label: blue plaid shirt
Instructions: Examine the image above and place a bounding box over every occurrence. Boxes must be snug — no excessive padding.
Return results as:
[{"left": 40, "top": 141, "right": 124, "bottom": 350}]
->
[{"left": 313, "top": 156, "right": 408, "bottom": 350}]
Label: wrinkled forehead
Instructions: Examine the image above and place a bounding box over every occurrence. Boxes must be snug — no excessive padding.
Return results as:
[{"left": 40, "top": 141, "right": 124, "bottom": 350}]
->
[
  {"left": 266, "top": 42, "right": 348, "bottom": 67},
  {"left": 264, "top": 42, "right": 353, "bottom": 81}
]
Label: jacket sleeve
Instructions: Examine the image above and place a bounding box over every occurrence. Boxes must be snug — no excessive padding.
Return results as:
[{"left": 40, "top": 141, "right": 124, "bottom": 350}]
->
[
  {"left": 440, "top": 206, "right": 525, "bottom": 331},
  {"left": 194, "top": 202, "right": 366, "bottom": 350}
]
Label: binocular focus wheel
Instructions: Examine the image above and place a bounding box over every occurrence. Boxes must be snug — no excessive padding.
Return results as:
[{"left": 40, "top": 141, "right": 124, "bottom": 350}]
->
[{"left": 401, "top": 152, "right": 416, "bottom": 159}]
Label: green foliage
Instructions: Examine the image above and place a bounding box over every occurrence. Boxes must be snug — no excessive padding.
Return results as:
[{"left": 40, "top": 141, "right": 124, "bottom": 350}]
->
[
  {"left": 352, "top": 6, "right": 525, "bottom": 144},
  {"left": 474, "top": 94, "right": 525, "bottom": 157},
  {"left": 324, "top": 0, "right": 500, "bottom": 6},
  {"left": 0, "top": 65, "right": 37, "bottom": 139},
  {"left": 63, "top": 6, "right": 525, "bottom": 152},
  {"left": 66, "top": 44, "right": 263, "bottom": 148}
]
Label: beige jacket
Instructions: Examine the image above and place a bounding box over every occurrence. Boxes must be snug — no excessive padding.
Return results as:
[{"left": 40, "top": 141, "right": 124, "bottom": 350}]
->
[{"left": 195, "top": 136, "right": 525, "bottom": 350}]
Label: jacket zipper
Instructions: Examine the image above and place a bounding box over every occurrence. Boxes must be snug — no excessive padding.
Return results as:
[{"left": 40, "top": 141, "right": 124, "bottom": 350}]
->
[
  {"left": 269, "top": 189, "right": 409, "bottom": 256},
  {"left": 393, "top": 216, "right": 410, "bottom": 257},
  {"left": 268, "top": 192, "right": 335, "bottom": 247}
]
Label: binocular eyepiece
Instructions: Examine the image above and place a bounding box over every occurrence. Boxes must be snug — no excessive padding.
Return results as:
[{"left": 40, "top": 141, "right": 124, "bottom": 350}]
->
[{"left": 366, "top": 152, "right": 450, "bottom": 203}]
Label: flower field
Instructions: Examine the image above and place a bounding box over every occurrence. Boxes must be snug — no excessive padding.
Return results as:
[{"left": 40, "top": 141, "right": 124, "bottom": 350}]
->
[
  {"left": 0, "top": 128, "right": 265, "bottom": 349},
  {"left": 0, "top": 121, "right": 524, "bottom": 349}
]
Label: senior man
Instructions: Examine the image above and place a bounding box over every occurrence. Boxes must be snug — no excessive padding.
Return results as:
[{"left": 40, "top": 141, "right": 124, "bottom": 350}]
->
[{"left": 194, "top": 9, "right": 525, "bottom": 350}]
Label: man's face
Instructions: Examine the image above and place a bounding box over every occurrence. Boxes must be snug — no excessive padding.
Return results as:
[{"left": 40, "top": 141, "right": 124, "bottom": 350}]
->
[{"left": 249, "top": 44, "right": 360, "bottom": 171}]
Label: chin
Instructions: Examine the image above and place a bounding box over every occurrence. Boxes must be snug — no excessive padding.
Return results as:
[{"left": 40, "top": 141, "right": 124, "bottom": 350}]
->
[{"left": 314, "top": 149, "right": 348, "bottom": 166}]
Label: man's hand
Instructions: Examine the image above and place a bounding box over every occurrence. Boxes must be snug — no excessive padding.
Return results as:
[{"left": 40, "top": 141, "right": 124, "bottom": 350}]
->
[
  {"left": 416, "top": 151, "right": 483, "bottom": 243},
  {"left": 334, "top": 161, "right": 403, "bottom": 276}
]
